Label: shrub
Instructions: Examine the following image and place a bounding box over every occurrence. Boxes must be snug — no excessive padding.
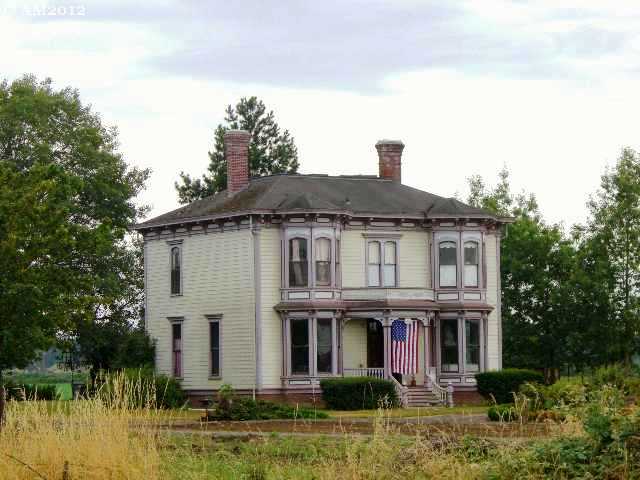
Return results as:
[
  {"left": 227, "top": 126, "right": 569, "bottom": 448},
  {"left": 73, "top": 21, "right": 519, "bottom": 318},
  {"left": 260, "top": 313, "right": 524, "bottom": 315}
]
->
[
  {"left": 320, "top": 377, "right": 398, "bottom": 410},
  {"left": 102, "top": 368, "right": 187, "bottom": 409},
  {"left": 487, "top": 404, "right": 518, "bottom": 422},
  {"left": 588, "top": 363, "right": 640, "bottom": 397},
  {"left": 206, "top": 397, "right": 328, "bottom": 421},
  {"left": 476, "top": 369, "right": 544, "bottom": 404},
  {"left": 519, "top": 379, "right": 587, "bottom": 411},
  {"left": 4, "top": 381, "right": 59, "bottom": 401}
]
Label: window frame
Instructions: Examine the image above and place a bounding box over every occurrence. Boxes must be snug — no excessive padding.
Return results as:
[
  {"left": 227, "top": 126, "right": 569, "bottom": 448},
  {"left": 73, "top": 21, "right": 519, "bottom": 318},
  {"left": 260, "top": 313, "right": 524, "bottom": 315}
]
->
[
  {"left": 285, "top": 315, "right": 337, "bottom": 377},
  {"left": 314, "top": 236, "right": 332, "bottom": 287},
  {"left": 438, "top": 240, "right": 458, "bottom": 289},
  {"left": 437, "top": 315, "right": 485, "bottom": 376},
  {"left": 206, "top": 314, "right": 222, "bottom": 379},
  {"left": 464, "top": 318, "right": 481, "bottom": 373},
  {"left": 167, "top": 240, "right": 183, "bottom": 296},
  {"left": 463, "top": 240, "right": 480, "bottom": 288},
  {"left": 440, "top": 317, "right": 459, "bottom": 373},
  {"left": 168, "top": 318, "right": 183, "bottom": 379},
  {"left": 365, "top": 238, "right": 399, "bottom": 288},
  {"left": 288, "top": 236, "right": 310, "bottom": 288}
]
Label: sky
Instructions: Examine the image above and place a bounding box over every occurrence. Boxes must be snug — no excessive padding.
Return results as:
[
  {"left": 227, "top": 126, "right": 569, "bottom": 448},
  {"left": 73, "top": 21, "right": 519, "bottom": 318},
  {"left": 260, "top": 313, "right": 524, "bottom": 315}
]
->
[{"left": 1, "top": 0, "right": 639, "bottom": 228}]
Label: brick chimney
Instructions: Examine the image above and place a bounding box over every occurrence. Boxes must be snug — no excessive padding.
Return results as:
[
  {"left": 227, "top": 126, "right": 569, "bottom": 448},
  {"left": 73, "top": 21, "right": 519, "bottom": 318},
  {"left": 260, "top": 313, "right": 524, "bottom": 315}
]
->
[
  {"left": 376, "top": 140, "right": 404, "bottom": 183},
  {"left": 225, "top": 129, "right": 251, "bottom": 195}
]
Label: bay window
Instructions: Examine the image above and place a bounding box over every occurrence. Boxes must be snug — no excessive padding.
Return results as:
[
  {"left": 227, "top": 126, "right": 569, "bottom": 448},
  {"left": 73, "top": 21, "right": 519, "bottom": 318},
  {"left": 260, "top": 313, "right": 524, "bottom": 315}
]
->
[
  {"left": 440, "top": 318, "right": 459, "bottom": 372},
  {"left": 315, "top": 238, "right": 331, "bottom": 286},
  {"left": 316, "top": 318, "right": 333, "bottom": 374},
  {"left": 439, "top": 241, "right": 457, "bottom": 287},
  {"left": 287, "top": 317, "right": 336, "bottom": 376},
  {"left": 464, "top": 241, "right": 479, "bottom": 287},
  {"left": 465, "top": 319, "right": 480, "bottom": 372},
  {"left": 290, "top": 319, "right": 310, "bottom": 375},
  {"left": 289, "top": 238, "right": 309, "bottom": 287}
]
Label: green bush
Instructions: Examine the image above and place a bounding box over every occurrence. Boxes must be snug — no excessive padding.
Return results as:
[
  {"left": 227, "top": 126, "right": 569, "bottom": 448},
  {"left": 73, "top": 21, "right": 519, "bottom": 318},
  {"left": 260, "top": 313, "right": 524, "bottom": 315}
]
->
[
  {"left": 588, "top": 363, "right": 640, "bottom": 397},
  {"left": 207, "top": 397, "right": 328, "bottom": 421},
  {"left": 320, "top": 377, "right": 398, "bottom": 410},
  {"left": 519, "top": 379, "right": 587, "bottom": 411},
  {"left": 4, "top": 381, "right": 59, "bottom": 401},
  {"left": 476, "top": 369, "right": 544, "bottom": 404},
  {"left": 487, "top": 404, "right": 518, "bottom": 422}
]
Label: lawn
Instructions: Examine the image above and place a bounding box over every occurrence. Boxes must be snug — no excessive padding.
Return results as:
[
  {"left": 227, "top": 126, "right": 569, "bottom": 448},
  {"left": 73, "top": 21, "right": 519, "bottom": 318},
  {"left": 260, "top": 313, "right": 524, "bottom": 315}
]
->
[{"left": 6, "top": 371, "right": 85, "bottom": 400}]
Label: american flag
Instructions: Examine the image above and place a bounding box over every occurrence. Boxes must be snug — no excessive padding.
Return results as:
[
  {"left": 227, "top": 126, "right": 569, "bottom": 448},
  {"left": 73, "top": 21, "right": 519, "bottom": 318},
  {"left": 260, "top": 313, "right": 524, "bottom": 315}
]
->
[{"left": 391, "top": 319, "right": 418, "bottom": 375}]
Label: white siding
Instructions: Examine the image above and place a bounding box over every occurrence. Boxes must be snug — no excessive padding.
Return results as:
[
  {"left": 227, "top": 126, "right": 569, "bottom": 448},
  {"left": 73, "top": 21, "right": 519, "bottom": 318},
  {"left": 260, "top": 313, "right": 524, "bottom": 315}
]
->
[
  {"left": 485, "top": 233, "right": 501, "bottom": 370},
  {"left": 259, "top": 227, "right": 283, "bottom": 389},
  {"left": 341, "top": 229, "right": 430, "bottom": 289},
  {"left": 145, "top": 229, "right": 256, "bottom": 390}
]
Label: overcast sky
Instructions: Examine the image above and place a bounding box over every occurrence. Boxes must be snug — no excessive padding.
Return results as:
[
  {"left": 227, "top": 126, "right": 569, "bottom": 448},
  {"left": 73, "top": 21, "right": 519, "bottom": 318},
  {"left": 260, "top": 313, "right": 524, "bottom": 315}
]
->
[{"left": 1, "top": 0, "right": 639, "bottom": 228}]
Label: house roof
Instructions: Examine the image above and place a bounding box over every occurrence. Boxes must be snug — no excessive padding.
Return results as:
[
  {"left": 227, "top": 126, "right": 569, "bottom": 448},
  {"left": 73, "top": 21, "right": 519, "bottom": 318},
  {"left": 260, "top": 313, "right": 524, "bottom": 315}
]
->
[{"left": 136, "top": 174, "right": 505, "bottom": 229}]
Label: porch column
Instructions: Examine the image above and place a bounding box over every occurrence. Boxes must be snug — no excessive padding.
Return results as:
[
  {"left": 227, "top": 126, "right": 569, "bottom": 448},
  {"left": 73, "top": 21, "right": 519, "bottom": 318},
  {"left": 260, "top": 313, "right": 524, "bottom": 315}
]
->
[
  {"left": 424, "top": 323, "right": 431, "bottom": 374},
  {"left": 383, "top": 323, "right": 392, "bottom": 379}
]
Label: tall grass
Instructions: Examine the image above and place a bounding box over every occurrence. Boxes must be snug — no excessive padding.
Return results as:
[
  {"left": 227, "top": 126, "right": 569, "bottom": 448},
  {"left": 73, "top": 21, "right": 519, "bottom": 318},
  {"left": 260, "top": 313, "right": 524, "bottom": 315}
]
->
[{"left": 0, "top": 371, "right": 170, "bottom": 479}]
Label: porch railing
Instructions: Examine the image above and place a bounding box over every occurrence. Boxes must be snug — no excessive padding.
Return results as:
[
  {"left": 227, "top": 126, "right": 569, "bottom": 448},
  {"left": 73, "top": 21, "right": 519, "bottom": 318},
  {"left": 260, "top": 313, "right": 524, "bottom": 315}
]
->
[
  {"left": 426, "top": 369, "right": 454, "bottom": 407},
  {"left": 390, "top": 375, "right": 408, "bottom": 407},
  {"left": 342, "top": 368, "right": 385, "bottom": 379}
]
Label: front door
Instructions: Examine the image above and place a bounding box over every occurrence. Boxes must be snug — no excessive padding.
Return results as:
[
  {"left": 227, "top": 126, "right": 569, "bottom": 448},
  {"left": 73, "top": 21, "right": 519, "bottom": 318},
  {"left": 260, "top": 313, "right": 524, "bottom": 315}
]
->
[{"left": 366, "top": 319, "right": 384, "bottom": 368}]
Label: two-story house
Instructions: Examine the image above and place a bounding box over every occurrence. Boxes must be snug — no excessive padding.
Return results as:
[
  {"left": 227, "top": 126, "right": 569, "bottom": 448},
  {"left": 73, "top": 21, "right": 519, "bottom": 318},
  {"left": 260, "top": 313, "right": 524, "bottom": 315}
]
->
[{"left": 136, "top": 130, "right": 510, "bottom": 406}]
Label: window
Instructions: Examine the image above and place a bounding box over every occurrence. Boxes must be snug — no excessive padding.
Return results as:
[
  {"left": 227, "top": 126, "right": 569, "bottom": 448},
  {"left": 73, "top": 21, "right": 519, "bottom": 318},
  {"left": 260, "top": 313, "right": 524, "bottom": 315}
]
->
[
  {"left": 439, "top": 241, "right": 457, "bottom": 287},
  {"left": 464, "top": 241, "right": 479, "bottom": 287},
  {"left": 171, "top": 323, "right": 182, "bottom": 377},
  {"left": 367, "top": 241, "right": 381, "bottom": 286},
  {"left": 315, "top": 238, "right": 331, "bottom": 286},
  {"left": 368, "top": 240, "right": 397, "bottom": 287},
  {"left": 170, "top": 246, "right": 181, "bottom": 295},
  {"left": 316, "top": 318, "right": 333, "bottom": 374},
  {"left": 210, "top": 321, "right": 220, "bottom": 377},
  {"left": 383, "top": 241, "right": 397, "bottom": 287},
  {"left": 441, "top": 319, "right": 459, "bottom": 372},
  {"left": 465, "top": 320, "right": 480, "bottom": 372},
  {"left": 290, "top": 319, "right": 309, "bottom": 375},
  {"left": 289, "top": 238, "right": 309, "bottom": 287}
]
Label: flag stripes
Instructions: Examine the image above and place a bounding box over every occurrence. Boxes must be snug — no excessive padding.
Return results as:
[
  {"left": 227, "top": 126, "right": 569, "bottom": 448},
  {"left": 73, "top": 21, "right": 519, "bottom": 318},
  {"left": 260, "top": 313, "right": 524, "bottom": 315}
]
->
[{"left": 391, "top": 319, "right": 418, "bottom": 375}]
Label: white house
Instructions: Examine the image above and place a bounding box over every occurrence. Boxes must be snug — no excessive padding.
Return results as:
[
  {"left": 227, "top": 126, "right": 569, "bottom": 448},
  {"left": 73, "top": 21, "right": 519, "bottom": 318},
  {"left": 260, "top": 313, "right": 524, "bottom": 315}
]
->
[{"left": 136, "top": 131, "right": 510, "bottom": 406}]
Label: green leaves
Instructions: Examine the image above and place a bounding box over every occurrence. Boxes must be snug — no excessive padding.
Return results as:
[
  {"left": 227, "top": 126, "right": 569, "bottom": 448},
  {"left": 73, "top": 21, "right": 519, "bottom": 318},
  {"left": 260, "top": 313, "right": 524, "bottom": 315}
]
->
[
  {"left": 175, "top": 96, "right": 299, "bottom": 203},
  {"left": 0, "top": 75, "right": 149, "bottom": 373}
]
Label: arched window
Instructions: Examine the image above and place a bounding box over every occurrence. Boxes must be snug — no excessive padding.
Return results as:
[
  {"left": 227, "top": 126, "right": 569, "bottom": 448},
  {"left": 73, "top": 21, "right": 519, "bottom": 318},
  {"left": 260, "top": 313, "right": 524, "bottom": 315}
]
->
[
  {"left": 464, "top": 241, "right": 479, "bottom": 287},
  {"left": 289, "top": 238, "right": 309, "bottom": 287},
  {"left": 315, "top": 237, "right": 331, "bottom": 286},
  {"left": 439, "top": 241, "right": 457, "bottom": 287},
  {"left": 170, "top": 247, "right": 181, "bottom": 295}
]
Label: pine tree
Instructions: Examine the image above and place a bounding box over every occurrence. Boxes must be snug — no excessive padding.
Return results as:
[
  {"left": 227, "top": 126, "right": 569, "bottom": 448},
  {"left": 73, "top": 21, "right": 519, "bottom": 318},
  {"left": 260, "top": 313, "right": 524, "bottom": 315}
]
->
[{"left": 175, "top": 96, "right": 299, "bottom": 203}]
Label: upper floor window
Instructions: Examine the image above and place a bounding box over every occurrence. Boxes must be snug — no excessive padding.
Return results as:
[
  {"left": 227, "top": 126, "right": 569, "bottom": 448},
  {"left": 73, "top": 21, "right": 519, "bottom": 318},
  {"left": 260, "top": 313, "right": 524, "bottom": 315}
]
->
[
  {"left": 464, "top": 241, "right": 479, "bottom": 287},
  {"left": 368, "top": 240, "right": 397, "bottom": 287},
  {"left": 170, "top": 246, "right": 181, "bottom": 295},
  {"left": 289, "top": 238, "right": 309, "bottom": 287},
  {"left": 315, "top": 238, "right": 331, "bottom": 286},
  {"left": 439, "top": 241, "right": 457, "bottom": 287}
]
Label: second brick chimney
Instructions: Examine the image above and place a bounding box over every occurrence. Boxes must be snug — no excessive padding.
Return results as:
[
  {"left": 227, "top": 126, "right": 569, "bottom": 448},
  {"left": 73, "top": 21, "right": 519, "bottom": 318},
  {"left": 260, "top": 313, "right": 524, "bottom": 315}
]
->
[
  {"left": 376, "top": 139, "right": 404, "bottom": 183},
  {"left": 225, "top": 129, "right": 251, "bottom": 195}
]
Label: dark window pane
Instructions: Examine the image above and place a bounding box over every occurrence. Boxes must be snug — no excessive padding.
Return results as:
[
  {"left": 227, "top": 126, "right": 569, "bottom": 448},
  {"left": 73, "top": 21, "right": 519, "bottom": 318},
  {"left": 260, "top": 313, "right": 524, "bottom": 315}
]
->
[
  {"left": 210, "top": 322, "right": 220, "bottom": 377},
  {"left": 171, "top": 247, "right": 181, "bottom": 294},
  {"left": 172, "top": 323, "right": 182, "bottom": 377},
  {"left": 441, "top": 319, "right": 458, "bottom": 372},
  {"left": 317, "top": 319, "right": 332, "bottom": 374},
  {"left": 465, "top": 320, "right": 480, "bottom": 372},
  {"left": 439, "top": 242, "right": 457, "bottom": 265},
  {"left": 291, "top": 319, "right": 309, "bottom": 375},
  {"left": 289, "top": 238, "right": 309, "bottom": 287}
]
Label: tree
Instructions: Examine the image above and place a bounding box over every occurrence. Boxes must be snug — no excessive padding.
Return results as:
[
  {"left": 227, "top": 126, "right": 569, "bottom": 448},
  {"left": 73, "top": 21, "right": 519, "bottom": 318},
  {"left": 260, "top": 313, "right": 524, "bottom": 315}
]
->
[
  {"left": 579, "top": 148, "right": 640, "bottom": 364},
  {"left": 467, "top": 168, "right": 577, "bottom": 380},
  {"left": 175, "top": 96, "right": 299, "bottom": 203},
  {"left": 0, "top": 76, "right": 148, "bottom": 424}
]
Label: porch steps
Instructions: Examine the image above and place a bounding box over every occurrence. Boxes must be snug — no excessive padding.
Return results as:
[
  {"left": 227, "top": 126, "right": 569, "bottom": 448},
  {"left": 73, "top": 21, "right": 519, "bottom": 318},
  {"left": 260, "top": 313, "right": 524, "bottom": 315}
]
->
[{"left": 405, "top": 386, "right": 444, "bottom": 407}]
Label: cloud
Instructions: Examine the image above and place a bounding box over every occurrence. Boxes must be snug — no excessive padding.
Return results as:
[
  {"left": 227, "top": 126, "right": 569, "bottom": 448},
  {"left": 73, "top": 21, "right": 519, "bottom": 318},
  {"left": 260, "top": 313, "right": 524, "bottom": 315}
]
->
[{"left": 11, "top": 0, "right": 638, "bottom": 92}]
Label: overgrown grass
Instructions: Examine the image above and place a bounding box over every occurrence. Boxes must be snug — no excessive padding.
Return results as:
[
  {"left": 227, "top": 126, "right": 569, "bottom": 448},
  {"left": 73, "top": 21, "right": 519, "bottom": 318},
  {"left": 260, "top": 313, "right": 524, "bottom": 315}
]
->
[{"left": 328, "top": 405, "right": 488, "bottom": 418}]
